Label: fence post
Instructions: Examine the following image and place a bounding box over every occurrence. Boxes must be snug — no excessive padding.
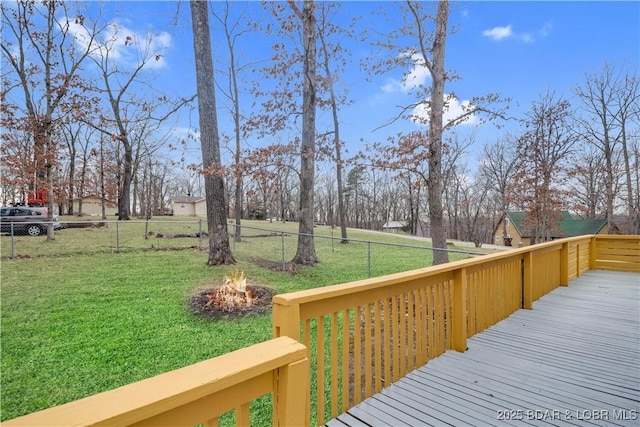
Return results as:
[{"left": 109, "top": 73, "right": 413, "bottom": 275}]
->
[
  {"left": 367, "top": 241, "right": 371, "bottom": 278},
  {"left": 452, "top": 267, "right": 468, "bottom": 352},
  {"left": 560, "top": 241, "right": 569, "bottom": 286},
  {"left": 282, "top": 233, "right": 286, "bottom": 271},
  {"left": 116, "top": 222, "right": 120, "bottom": 253},
  {"left": 10, "top": 222, "right": 15, "bottom": 259},
  {"left": 199, "top": 219, "right": 203, "bottom": 249}
]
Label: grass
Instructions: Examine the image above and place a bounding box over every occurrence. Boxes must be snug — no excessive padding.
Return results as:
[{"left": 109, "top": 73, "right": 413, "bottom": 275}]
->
[{"left": 0, "top": 218, "right": 491, "bottom": 423}]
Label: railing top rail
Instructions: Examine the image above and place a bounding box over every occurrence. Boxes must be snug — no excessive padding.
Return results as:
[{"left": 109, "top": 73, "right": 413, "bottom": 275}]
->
[
  {"left": 273, "top": 235, "right": 599, "bottom": 306},
  {"left": 4, "top": 337, "right": 306, "bottom": 427}
]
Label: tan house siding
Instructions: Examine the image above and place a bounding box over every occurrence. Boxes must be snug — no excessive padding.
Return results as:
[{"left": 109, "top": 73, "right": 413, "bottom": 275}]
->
[
  {"left": 72, "top": 196, "right": 118, "bottom": 216},
  {"left": 492, "top": 218, "right": 529, "bottom": 247},
  {"left": 170, "top": 197, "right": 208, "bottom": 217},
  {"left": 195, "top": 200, "right": 207, "bottom": 217},
  {"left": 173, "top": 201, "right": 197, "bottom": 216}
]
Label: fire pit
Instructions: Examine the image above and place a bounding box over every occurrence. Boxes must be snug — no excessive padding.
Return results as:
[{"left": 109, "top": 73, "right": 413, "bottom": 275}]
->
[{"left": 188, "top": 269, "right": 276, "bottom": 319}]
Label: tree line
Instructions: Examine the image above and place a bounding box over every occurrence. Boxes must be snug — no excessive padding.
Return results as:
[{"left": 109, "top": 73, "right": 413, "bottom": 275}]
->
[{"left": 2, "top": 1, "right": 638, "bottom": 266}]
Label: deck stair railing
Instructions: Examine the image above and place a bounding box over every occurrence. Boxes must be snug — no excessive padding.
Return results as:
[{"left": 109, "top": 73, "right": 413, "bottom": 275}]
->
[{"left": 4, "top": 235, "right": 638, "bottom": 426}]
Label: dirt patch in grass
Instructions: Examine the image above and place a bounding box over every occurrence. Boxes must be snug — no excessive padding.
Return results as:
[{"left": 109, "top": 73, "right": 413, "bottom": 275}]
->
[
  {"left": 250, "top": 256, "right": 298, "bottom": 273},
  {"left": 189, "top": 284, "right": 276, "bottom": 319}
]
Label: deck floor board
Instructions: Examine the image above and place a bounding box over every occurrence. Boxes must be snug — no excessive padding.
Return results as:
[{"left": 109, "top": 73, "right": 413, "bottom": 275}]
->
[{"left": 325, "top": 270, "right": 640, "bottom": 426}]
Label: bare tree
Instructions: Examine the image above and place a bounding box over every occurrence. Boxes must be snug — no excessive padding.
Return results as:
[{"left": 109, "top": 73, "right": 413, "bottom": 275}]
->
[
  {"left": 190, "top": 0, "right": 235, "bottom": 266},
  {"left": 365, "top": 1, "right": 507, "bottom": 264},
  {"left": 567, "top": 145, "right": 608, "bottom": 219},
  {"left": 58, "top": 120, "right": 82, "bottom": 215},
  {"left": 316, "top": 2, "right": 354, "bottom": 243},
  {"left": 211, "top": 1, "right": 253, "bottom": 243},
  {"left": 1, "top": 0, "right": 104, "bottom": 238},
  {"left": 82, "top": 22, "right": 191, "bottom": 220},
  {"left": 612, "top": 70, "right": 640, "bottom": 233},
  {"left": 456, "top": 166, "right": 492, "bottom": 247},
  {"left": 512, "top": 90, "right": 577, "bottom": 243},
  {"left": 479, "top": 136, "right": 517, "bottom": 244},
  {"left": 575, "top": 63, "right": 639, "bottom": 232},
  {"left": 289, "top": 0, "right": 319, "bottom": 265}
]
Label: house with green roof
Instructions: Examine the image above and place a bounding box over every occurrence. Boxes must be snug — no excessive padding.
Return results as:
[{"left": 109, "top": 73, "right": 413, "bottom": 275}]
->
[{"left": 492, "top": 211, "right": 609, "bottom": 247}]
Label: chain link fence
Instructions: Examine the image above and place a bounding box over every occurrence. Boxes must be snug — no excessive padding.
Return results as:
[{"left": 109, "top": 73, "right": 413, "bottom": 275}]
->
[{"left": 0, "top": 219, "right": 486, "bottom": 278}]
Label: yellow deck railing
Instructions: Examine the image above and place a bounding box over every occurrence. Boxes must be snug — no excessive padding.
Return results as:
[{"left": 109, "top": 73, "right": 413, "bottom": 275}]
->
[
  {"left": 4, "top": 235, "right": 638, "bottom": 426},
  {"left": 272, "top": 235, "right": 639, "bottom": 425},
  {"left": 3, "top": 337, "right": 308, "bottom": 427}
]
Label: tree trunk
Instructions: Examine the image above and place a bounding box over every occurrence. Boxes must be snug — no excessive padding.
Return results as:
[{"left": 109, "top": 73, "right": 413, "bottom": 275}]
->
[
  {"left": 319, "top": 24, "right": 348, "bottom": 243},
  {"left": 67, "top": 144, "right": 76, "bottom": 216},
  {"left": 117, "top": 138, "right": 132, "bottom": 220},
  {"left": 428, "top": 1, "right": 449, "bottom": 265},
  {"left": 292, "top": 0, "right": 318, "bottom": 265},
  {"left": 190, "top": 0, "right": 235, "bottom": 266},
  {"left": 620, "top": 119, "right": 637, "bottom": 233}
]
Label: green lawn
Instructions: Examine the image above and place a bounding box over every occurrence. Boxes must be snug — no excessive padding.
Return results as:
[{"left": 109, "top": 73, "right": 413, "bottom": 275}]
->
[{"left": 0, "top": 219, "right": 489, "bottom": 422}]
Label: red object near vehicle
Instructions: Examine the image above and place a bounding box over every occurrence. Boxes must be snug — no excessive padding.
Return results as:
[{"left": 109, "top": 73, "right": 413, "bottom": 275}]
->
[{"left": 27, "top": 190, "right": 47, "bottom": 207}]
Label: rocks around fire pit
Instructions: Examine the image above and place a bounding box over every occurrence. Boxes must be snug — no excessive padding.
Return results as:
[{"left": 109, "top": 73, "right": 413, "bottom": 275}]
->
[{"left": 188, "top": 284, "right": 276, "bottom": 320}]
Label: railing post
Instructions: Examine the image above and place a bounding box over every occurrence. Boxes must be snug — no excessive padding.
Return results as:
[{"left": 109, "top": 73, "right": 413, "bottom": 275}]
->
[
  {"left": 274, "top": 358, "right": 310, "bottom": 427},
  {"left": 522, "top": 252, "right": 533, "bottom": 309},
  {"left": 560, "top": 241, "right": 569, "bottom": 286},
  {"left": 272, "top": 301, "right": 301, "bottom": 341},
  {"left": 452, "top": 267, "right": 468, "bottom": 352},
  {"left": 589, "top": 235, "right": 597, "bottom": 270},
  {"left": 576, "top": 242, "right": 581, "bottom": 277}
]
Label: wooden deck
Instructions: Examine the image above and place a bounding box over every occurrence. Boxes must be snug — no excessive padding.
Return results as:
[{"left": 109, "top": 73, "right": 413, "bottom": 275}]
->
[{"left": 326, "top": 270, "right": 640, "bottom": 427}]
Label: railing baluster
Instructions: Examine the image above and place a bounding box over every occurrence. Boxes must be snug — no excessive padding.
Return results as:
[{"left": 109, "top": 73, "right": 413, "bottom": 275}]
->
[
  {"left": 407, "top": 290, "right": 416, "bottom": 370},
  {"left": 383, "top": 297, "right": 391, "bottom": 389},
  {"left": 341, "top": 309, "right": 349, "bottom": 412},
  {"left": 330, "top": 312, "right": 338, "bottom": 418},
  {"left": 391, "top": 295, "right": 399, "bottom": 383},
  {"left": 236, "top": 403, "right": 250, "bottom": 427},
  {"left": 427, "top": 286, "right": 436, "bottom": 360},
  {"left": 317, "top": 316, "right": 325, "bottom": 425},
  {"left": 374, "top": 301, "right": 382, "bottom": 393},
  {"left": 364, "top": 303, "right": 372, "bottom": 398},
  {"left": 353, "top": 305, "right": 362, "bottom": 405},
  {"left": 399, "top": 293, "right": 407, "bottom": 378}
]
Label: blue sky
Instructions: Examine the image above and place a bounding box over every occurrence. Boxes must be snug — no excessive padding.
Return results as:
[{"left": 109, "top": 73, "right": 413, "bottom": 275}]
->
[
  {"left": 175, "top": 1, "right": 635, "bottom": 166},
  {"left": 9, "top": 1, "right": 640, "bottom": 168}
]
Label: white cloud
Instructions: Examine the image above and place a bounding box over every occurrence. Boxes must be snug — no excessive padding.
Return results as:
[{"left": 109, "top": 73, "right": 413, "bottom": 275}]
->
[
  {"left": 539, "top": 21, "right": 553, "bottom": 37},
  {"left": 521, "top": 33, "right": 534, "bottom": 43},
  {"left": 483, "top": 22, "right": 552, "bottom": 43},
  {"left": 412, "top": 94, "right": 479, "bottom": 128},
  {"left": 401, "top": 52, "right": 431, "bottom": 90},
  {"left": 482, "top": 25, "right": 513, "bottom": 41},
  {"left": 380, "top": 78, "right": 402, "bottom": 93},
  {"left": 376, "top": 52, "right": 431, "bottom": 96},
  {"left": 67, "top": 18, "right": 171, "bottom": 69}
]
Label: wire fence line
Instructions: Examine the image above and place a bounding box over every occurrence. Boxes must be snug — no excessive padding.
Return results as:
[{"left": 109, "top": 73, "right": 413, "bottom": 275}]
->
[{"left": 0, "top": 219, "right": 486, "bottom": 278}]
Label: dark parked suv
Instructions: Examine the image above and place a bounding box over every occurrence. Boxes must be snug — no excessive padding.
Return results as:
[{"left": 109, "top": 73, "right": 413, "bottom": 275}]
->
[{"left": 0, "top": 206, "right": 61, "bottom": 236}]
